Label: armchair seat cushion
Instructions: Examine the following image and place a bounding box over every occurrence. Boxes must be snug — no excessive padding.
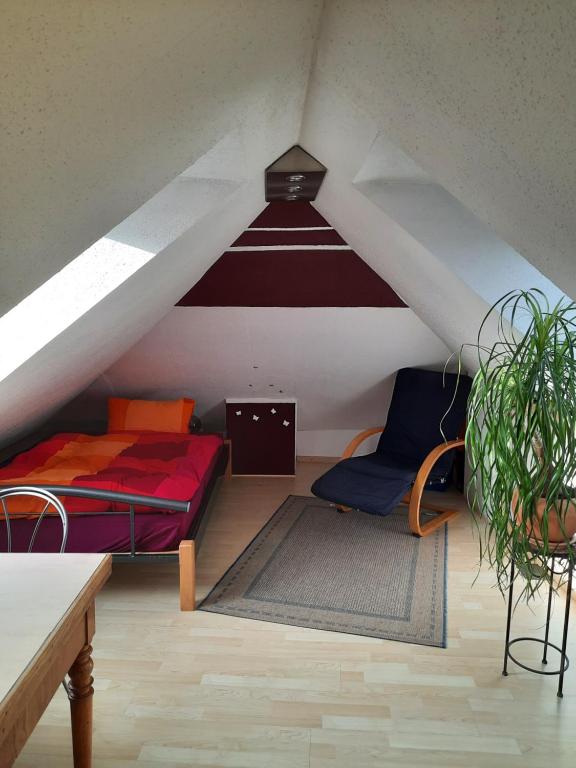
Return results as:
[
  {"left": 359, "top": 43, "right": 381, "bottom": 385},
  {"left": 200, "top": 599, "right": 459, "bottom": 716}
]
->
[
  {"left": 311, "top": 451, "right": 451, "bottom": 517},
  {"left": 311, "top": 453, "right": 416, "bottom": 517}
]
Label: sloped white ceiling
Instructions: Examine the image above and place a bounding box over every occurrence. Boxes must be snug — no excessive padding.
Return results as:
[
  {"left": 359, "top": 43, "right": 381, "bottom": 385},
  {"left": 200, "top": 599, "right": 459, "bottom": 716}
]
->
[
  {"left": 300, "top": 85, "right": 566, "bottom": 362},
  {"left": 1, "top": 1, "right": 575, "bottom": 447},
  {"left": 354, "top": 134, "right": 565, "bottom": 311},
  {"left": 0, "top": 180, "right": 266, "bottom": 444},
  {"left": 309, "top": 0, "right": 576, "bottom": 302},
  {"left": 0, "top": 0, "right": 322, "bottom": 313},
  {"left": 0, "top": 1, "right": 321, "bottom": 446}
]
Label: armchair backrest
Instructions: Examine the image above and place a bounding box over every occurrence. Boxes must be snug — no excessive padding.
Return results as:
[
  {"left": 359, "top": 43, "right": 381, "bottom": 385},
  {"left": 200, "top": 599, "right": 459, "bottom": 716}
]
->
[{"left": 377, "top": 368, "right": 472, "bottom": 472}]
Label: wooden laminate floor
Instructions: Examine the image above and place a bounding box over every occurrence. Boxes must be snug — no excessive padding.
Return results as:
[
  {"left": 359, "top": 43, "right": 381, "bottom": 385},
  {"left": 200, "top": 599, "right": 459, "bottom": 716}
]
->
[{"left": 15, "top": 462, "right": 576, "bottom": 767}]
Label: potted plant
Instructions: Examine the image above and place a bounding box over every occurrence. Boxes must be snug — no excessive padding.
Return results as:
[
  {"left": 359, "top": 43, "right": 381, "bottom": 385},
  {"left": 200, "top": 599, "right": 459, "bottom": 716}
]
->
[{"left": 462, "top": 289, "right": 576, "bottom": 599}]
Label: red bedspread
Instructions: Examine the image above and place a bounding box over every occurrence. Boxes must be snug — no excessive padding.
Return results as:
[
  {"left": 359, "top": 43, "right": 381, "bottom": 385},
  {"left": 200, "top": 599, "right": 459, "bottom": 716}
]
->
[{"left": 0, "top": 431, "right": 223, "bottom": 517}]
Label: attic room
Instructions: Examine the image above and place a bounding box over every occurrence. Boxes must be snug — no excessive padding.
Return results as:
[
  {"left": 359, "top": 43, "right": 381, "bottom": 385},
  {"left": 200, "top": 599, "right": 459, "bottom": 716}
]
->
[{"left": 1, "top": 1, "right": 576, "bottom": 766}]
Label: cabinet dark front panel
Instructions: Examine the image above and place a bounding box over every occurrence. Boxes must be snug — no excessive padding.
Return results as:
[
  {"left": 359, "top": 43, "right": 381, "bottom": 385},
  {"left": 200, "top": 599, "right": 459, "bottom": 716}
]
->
[{"left": 226, "top": 402, "right": 296, "bottom": 475}]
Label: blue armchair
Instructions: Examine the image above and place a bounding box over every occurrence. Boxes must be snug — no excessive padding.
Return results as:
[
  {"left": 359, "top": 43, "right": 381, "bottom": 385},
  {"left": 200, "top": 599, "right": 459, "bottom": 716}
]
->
[{"left": 311, "top": 368, "right": 472, "bottom": 536}]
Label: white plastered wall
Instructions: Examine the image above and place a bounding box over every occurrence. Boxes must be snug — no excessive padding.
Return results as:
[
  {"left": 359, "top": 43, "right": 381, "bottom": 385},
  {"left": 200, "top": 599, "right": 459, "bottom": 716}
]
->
[{"left": 97, "top": 306, "right": 451, "bottom": 457}]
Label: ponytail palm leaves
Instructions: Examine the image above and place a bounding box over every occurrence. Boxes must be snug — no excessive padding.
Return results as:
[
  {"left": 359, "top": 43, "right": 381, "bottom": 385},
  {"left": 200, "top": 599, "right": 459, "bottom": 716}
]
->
[{"left": 465, "top": 289, "right": 576, "bottom": 599}]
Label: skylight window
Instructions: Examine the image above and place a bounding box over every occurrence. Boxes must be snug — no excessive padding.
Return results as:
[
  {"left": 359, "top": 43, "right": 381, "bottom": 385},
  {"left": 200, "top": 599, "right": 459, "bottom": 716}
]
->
[
  {"left": 0, "top": 238, "right": 154, "bottom": 383},
  {"left": 0, "top": 128, "right": 243, "bottom": 385}
]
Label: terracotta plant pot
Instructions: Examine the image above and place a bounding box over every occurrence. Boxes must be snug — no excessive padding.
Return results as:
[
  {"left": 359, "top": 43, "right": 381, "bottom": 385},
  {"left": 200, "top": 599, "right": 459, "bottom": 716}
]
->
[{"left": 512, "top": 490, "right": 576, "bottom": 544}]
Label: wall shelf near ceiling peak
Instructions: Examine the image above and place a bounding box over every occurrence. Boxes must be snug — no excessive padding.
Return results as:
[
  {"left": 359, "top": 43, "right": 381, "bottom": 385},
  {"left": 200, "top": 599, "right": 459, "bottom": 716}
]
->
[{"left": 265, "top": 145, "right": 326, "bottom": 202}]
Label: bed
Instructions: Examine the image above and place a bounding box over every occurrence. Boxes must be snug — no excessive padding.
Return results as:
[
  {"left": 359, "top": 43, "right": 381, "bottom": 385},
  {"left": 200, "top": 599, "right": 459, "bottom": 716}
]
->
[{"left": 0, "top": 429, "right": 230, "bottom": 610}]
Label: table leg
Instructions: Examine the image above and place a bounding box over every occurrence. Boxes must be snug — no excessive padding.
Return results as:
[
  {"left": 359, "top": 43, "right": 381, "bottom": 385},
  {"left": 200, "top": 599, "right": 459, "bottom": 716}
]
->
[{"left": 67, "top": 643, "right": 94, "bottom": 768}]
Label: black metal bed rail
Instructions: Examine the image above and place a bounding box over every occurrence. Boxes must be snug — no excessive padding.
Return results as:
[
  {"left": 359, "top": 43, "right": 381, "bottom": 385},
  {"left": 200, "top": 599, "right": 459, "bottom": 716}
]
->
[
  {"left": 21, "top": 485, "right": 190, "bottom": 512},
  {"left": 0, "top": 483, "right": 191, "bottom": 558}
]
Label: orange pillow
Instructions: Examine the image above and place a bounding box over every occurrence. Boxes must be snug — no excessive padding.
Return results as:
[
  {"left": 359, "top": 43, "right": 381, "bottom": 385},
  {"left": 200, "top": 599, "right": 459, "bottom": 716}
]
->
[{"left": 108, "top": 397, "right": 195, "bottom": 433}]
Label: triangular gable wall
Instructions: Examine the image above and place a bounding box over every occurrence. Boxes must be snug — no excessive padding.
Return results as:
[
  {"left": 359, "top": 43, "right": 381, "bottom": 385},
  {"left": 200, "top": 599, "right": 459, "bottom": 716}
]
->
[
  {"left": 177, "top": 203, "right": 406, "bottom": 308},
  {"left": 91, "top": 202, "right": 449, "bottom": 456}
]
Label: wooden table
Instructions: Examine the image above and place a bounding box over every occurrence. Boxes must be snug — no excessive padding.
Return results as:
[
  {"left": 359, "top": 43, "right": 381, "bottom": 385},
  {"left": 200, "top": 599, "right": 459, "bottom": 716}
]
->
[{"left": 0, "top": 554, "right": 112, "bottom": 767}]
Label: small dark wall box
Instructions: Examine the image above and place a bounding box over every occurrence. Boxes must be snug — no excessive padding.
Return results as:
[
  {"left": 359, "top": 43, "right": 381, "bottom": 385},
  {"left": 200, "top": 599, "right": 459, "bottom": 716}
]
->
[{"left": 265, "top": 145, "right": 326, "bottom": 202}]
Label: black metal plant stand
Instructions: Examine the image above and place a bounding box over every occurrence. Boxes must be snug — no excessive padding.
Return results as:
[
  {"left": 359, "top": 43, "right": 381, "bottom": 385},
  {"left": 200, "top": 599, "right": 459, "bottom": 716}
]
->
[{"left": 503, "top": 544, "right": 574, "bottom": 698}]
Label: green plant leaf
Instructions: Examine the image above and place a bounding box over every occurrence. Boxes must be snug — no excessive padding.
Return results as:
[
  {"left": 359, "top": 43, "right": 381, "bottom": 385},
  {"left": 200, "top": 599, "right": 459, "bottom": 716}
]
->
[{"left": 457, "top": 289, "right": 576, "bottom": 601}]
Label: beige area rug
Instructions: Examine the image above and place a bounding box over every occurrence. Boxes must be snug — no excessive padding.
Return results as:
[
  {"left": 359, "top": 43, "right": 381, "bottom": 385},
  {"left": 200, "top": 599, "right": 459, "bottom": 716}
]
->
[{"left": 199, "top": 496, "right": 447, "bottom": 647}]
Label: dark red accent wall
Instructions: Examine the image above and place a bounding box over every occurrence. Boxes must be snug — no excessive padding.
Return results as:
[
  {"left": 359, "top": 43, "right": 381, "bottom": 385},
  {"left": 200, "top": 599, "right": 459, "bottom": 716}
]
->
[
  {"left": 176, "top": 202, "right": 406, "bottom": 308},
  {"left": 250, "top": 201, "right": 330, "bottom": 228}
]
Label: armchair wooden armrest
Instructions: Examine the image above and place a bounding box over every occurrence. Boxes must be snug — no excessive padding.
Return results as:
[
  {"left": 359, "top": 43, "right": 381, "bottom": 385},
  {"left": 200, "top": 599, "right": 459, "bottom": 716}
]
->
[
  {"left": 408, "top": 439, "right": 465, "bottom": 537},
  {"left": 336, "top": 431, "right": 464, "bottom": 535},
  {"left": 341, "top": 427, "right": 385, "bottom": 459}
]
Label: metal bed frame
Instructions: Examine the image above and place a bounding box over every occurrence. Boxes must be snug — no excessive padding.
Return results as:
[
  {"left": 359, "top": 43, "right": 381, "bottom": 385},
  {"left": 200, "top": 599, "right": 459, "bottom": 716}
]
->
[{"left": 0, "top": 443, "right": 229, "bottom": 610}]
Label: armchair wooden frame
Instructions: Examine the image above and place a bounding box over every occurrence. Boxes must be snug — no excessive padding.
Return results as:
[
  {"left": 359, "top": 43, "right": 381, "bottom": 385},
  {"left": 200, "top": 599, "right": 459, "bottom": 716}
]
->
[{"left": 338, "top": 428, "right": 464, "bottom": 537}]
